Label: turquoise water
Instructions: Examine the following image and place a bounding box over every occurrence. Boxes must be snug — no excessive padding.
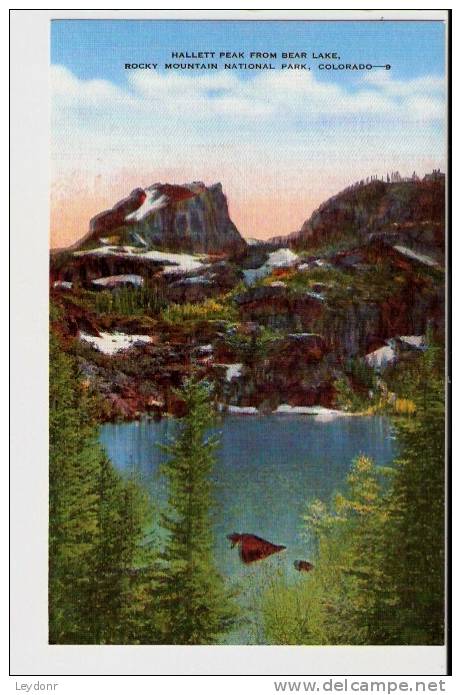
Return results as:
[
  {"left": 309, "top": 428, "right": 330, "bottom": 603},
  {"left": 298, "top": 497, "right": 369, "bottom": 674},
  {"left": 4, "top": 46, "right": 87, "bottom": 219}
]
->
[{"left": 99, "top": 415, "right": 397, "bottom": 578}]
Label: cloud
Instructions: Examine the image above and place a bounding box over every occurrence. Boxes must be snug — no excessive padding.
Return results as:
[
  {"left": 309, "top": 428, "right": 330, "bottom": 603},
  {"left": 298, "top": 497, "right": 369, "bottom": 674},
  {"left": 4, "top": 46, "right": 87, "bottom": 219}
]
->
[
  {"left": 50, "top": 62, "right": 445, "bottom": 245},
  {"left": 51, "top": 64, "right": 445, "bottom": 126},
  {"left": 51, "top": 65, "right": 136, "bottom": 108},
  {"left": 362, "top": 70, "right": 445, "bottom": 96}
]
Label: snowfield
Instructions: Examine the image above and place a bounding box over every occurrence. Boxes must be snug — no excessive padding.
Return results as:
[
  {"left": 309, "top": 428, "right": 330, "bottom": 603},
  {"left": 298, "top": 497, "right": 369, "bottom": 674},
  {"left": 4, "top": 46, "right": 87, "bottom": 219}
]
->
[
  {"left": 53, "top": 281, "right": 73, "bottom": 290},
  {"left": 266, "top": 248, "right": 299, "bottom": 268},
  {"left": 216, "top": 403, "right": 352, "bottom": 418},
  {"left": 365, "top": 345, "right": 397, "bottom": 370},
  {"left": 219, "top": 363, "right": 243, "bottom": 381},
  {"left": 92, "top": 274, "right": 144, "bottom": 288},
  {"left": 75, "top": 246, "right": 205, "bottom": 275},
  {"left": 274, "top": 404, "right": 351, "bottom": 420},
  {"left": 79, "top": 331, "right": 152, "bottom": 356},
  {"left": 226, "top": 405, "right": 259, "bottom": 415},
  {"left": 139, "top": 249, "right": 205, "bottom": 274},
  {"left": 243, "top": 248, "right": 300, "bottom": 285}
]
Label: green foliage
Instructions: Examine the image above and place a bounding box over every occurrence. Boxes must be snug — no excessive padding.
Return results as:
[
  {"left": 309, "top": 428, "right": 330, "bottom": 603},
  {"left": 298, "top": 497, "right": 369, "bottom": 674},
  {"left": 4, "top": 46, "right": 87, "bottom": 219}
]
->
[
  {"left": 382, "top": 330, "right": 444, "bottom": 406},
  {"left": 333, "top": 359, "right": 377, "bottom": 413},
  {"left": 346, "top": 357, "right": 376, "bottom": 391},
  {"left": 223, "top": 326, "right": 282, "bottom": 365},
  {"left": 161, "top": 297, "right": 238, "bottom": 324},
  {"left": 49, "top": 331, "right": 151, "bottom": 644},
  {"left": 93, "top": 284, "right": 168, "bottom": 317},
  {"left": 260, "top": 456, "right": 393, "bottom": 645},
  {"left": 333, "top": 376, "right": 364, "bottom": 412},
  {"left": 156, "top": 379, "right": 236, "bottom": 644},
  {"left": 383, "top": 344, "right": 445, "bottom": 644},
  {"left": 49, "top": 331, "right": 101, "bottom": 643},
  {"left": 89, "top": 462, "right": 153, "bottom": 644},
  {"left": 259, "top": 563, "right": 328, "bottom": 645},
  {"left": 283, "top": 266, "right": 349, "bottom": 293},
  {"left": 282, "top": 258, "right": 441, "bottom": 310},
  {"left": 260, "top": 346, "right": 445, "bottom": 646},
  {"left": 295, "top": 230, "right": 363, "bottom": 257}
]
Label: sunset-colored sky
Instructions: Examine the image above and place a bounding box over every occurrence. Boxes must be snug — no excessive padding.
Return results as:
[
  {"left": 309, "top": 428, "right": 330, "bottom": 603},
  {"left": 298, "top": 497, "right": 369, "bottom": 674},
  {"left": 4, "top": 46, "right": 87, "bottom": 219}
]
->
[{"left": 51, "top": 19, "right": 446, "bottom": 248}]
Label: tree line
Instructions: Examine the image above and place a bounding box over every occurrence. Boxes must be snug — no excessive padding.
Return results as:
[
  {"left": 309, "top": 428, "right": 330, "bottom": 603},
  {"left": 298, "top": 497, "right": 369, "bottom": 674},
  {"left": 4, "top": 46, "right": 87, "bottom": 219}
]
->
[
  {"left": 49, "top": 331, "right": 235, "bottom": 644},
  {"left": 261, "top": 341, "right": 445, "bottom": 645},
  {"left": 50, "top": 328, "right": 445, "bottom": 645}
]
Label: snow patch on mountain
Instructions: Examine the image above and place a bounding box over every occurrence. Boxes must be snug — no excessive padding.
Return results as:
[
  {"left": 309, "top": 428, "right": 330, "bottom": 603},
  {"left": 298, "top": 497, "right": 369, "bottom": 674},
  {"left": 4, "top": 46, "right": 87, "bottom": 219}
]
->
[
  {"left": 217, "top": 363, "right": 243, "bottom": 381},
  {"left": 243, "top": 248, "right": 299, "bottom": 286},
  {"left": 79, "top": 331, "right": 152, "bottom": 356},
  {"left": 125, "top": 189, "right": 168, "bottom": 222},
  {"left": 398, "top": 335, "right": 426, "bottom": 350},
  {"left": 365, "top": 345, "right": 397, "bottom": 370},
  {"left": 141, "top": 249, "right": 205, "bottom": 274},
  {"left": 75, "top": 245, "right": 205, "bottom": 274},
  {"left": 133, "top": 232, "right": 148, "bottom": 247},
  {"left": 92, "top": 274, "right": 144, "bottom": 289},
  {"left": 53, "top": 280, "right": 73, "bottom": 290},
  {"left": 75, "top": 245, "right": 138, "bottom": 257},
  {"left": 266, "top": 248, "right": 299, "bottom": 268},
  {"left": 274, "top": 404, "right": 350, "bottom": 418},
  {"left": 393, "top": 246, "right": 438, "bottom": 267}
]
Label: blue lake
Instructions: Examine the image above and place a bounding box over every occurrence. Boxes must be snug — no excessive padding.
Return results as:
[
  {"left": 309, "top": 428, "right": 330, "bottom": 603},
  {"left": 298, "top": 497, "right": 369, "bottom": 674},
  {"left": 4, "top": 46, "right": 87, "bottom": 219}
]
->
[{"left": 99, "top": 415, "right": 397, "bottom": 579}]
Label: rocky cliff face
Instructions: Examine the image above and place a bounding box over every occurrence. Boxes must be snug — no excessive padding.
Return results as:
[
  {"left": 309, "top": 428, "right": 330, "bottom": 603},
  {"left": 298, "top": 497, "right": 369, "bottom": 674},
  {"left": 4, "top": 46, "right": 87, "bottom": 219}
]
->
[
  {"left": 50, "top": 172, "right": 445, "bottom": 420},
  {"left": 271, "top": 174, "right": 445, "bottom": 260},
  {"left": 78, "top": 181, "right": 246, "bottom": 255}
]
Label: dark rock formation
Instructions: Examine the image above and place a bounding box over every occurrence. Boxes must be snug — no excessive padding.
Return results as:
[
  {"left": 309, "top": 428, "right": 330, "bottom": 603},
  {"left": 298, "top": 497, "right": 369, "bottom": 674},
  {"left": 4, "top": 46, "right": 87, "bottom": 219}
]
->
[
  {"left": 294, "top": 560, "right": 314, "bottom": 572},
  {"left": 227, "top": 533, "right": 286, "bottom": 564},
  {"left": 77, "top": 181, "right": 246, "bottom": 255},
  {"left": 235, "top": 284, "right": 324, "bottom": 332},
  {"left": 88, "top": 188, "right": 147, "bottom": 237},
  {"left": 272, "top": 176, "right": 445, "bottom": 260}
]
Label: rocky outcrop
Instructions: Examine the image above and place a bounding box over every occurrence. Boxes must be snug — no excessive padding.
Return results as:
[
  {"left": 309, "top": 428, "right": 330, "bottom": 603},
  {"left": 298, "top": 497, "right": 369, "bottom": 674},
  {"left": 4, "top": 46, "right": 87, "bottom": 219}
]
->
[
  {"left": 50, "top": 173, "right": 445, "bottom": 421},
  {"left": 78, "top": 181, "right": 246, "bottom": 255},
  {"left": 274, "top": 175, "right": 445, "bottom": 260},
  {"left": 166, "top": 261, "right": 242, "bottom": 303},
  {"left": 235, "top": 284, "right": 325, "bottom": 332}
]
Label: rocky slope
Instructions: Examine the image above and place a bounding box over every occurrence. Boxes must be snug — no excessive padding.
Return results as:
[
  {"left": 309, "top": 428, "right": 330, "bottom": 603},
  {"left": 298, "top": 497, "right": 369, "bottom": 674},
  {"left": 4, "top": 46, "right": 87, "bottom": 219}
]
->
[
  {"left": 75, "top": 181, "right": 246, "bottom": 255},
  {"left": 50, "top": 172, "right": 446, "bottom": 421},
  {"left": 269, "top": 172, "right": 445, "bottom": 260}
]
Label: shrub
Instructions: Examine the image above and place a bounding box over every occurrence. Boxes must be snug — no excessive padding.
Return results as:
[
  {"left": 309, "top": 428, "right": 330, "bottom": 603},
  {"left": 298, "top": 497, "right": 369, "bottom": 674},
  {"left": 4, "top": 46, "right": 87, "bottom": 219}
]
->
[{"left": 161, "top": 297, "right": 238, "bottom": 324}]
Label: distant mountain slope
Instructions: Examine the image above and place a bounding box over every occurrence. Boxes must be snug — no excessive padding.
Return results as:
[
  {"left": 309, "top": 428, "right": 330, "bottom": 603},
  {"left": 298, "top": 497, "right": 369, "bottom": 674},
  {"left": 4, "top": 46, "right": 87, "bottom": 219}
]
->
[
  {"left": 269, "top": 172, "right": 445, "bottom": 259},
  {"left": 74, "top": 181, "right": 246, "bottom": 255}
]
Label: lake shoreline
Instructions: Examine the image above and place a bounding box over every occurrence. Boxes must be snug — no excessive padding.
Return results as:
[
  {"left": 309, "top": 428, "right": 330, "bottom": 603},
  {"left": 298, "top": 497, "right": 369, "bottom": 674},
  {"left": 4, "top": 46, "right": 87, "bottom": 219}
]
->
[{"left": 98, "top": 403, "right": 369, "bottom": 425}]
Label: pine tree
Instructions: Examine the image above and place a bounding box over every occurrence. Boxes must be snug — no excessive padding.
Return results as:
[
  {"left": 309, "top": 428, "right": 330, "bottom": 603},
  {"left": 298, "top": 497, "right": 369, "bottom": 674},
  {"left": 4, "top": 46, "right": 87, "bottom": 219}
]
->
[
  {"left": 89, "top": 460, "right": 151, "bottom": 644},
  {"left": 300, "top": 455, "right": 393, "bottom": 645},
  {"left": 156, "top": 379, "right": 236, "bottom": 644},
  {"left": 49, "top": 327, "right": 153, "bottom": 644},
  {"left": 383, "top": 345, "right": 445, "bottom": 644},
  {"left": 260, "top": 455, "right": 393, "bottom": 646},
  {"left": 49, "top": 331, "right": 101, "bottom": 643}
]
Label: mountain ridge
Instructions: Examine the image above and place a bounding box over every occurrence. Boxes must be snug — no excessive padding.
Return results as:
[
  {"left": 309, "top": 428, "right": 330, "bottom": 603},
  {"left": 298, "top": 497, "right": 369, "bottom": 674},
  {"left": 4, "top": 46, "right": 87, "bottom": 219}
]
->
[{"left": 267, "top": 171, "right": 445, "bottom": 259}]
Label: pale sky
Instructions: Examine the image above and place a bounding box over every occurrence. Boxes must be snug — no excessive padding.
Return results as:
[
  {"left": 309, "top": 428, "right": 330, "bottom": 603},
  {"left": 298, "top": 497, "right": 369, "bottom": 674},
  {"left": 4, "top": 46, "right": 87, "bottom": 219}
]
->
[{"left": 50, "top": 19, "right": 446, "bottom": 247}]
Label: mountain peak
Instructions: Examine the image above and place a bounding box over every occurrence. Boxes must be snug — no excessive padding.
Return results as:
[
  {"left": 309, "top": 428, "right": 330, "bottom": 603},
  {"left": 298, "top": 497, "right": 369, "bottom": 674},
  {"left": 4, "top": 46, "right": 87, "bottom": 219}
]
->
[{"left": 75, "top": 181, "right": 246, "bottom": 255}]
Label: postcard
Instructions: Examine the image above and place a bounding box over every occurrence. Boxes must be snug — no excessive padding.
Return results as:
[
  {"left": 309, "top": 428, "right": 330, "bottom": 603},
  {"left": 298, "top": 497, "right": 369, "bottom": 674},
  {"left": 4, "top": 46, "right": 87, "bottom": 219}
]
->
[{"left": 10, "top": 8, "right": 450, "bottom": 677}]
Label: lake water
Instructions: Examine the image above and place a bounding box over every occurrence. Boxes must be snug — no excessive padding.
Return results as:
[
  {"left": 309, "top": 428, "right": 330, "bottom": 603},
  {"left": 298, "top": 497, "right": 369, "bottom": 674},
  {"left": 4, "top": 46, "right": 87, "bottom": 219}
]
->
[{"left": 99, "top": 415, "right": 396, "bottom": 578}]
